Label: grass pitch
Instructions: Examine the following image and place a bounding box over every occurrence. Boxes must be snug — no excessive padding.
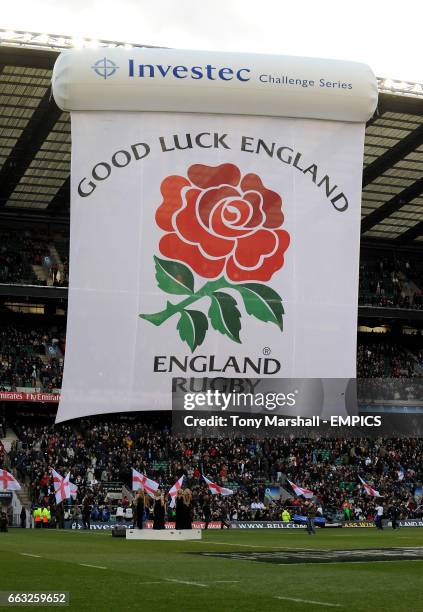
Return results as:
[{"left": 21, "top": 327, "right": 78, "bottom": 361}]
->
[{"left": 0, "top": 528, "right": 422, "bottom": 611}]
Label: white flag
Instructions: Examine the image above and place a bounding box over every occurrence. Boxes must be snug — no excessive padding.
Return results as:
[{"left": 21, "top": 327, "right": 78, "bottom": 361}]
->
[
  {"left": 287, "top": 479, "right": 314, "bottom": 499},
  {"left": 358, "top": 475, "right": 382, "bottom": 497},
  {"left": 132, "top": 468, "right": 159, "bottom": 498},
  {"left": 66, "top": 474, "right": 78, "bottom": 499},
  {"left": 0, "top": 469, "right": 21, "bottom": 491},
  {"left": 168, "top": 475, "right": 185, "bottom": 508},
  {"left": 203, "top": 475, "right": 234, "bottom": 496},
  {"left": 51, "top": 468, "right": 71, "bottom": 504}
]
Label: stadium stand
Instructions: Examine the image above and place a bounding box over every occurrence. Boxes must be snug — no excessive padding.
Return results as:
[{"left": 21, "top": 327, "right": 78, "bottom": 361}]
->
[
  {"left": 359, "top": 251, "right": 422, "bottom": 309},
  {"left": 0, "top": 230, "right": 69, "bottom": 286},
  {"left": 0, "top": 322, "right": 65, "bottom": 390},
  {"left": 4, "top": 415, "right": 423, "bottom": 524}
]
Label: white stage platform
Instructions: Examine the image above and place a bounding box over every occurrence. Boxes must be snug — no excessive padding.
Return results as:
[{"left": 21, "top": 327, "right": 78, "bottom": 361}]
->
[{"left": 126, "top": 529, "right": 202, "bottom": 541}]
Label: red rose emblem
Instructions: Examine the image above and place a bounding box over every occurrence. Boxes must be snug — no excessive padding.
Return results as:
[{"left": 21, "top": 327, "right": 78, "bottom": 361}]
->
[{"left": 155, "top": 163, "right": 290, "bottom": 282}]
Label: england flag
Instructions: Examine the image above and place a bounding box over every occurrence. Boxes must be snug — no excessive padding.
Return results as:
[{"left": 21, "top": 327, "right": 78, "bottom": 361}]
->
[
  {"left": 132, "top": 468, "right": 159, "bottom": 498},
  {"left": 66, "top": 474, "right": 78, "bottom": 499},
  {"left": 51, "top": 468, "right": 71, "bottom": 504},
  {"left": 0, "top": 469, "right": 21, "bottom": 491},
  {"left": 202, "top": 475, "right": 234, "bottom": 496},
  {"left": 287, "top": 479, "right": 314, "bottom": 499},
  {"left": 358, "top": 475, "right": 382, "bottom": 497},
  {"left": 168, "top": 475, "right": 185, "bottom": 508}
]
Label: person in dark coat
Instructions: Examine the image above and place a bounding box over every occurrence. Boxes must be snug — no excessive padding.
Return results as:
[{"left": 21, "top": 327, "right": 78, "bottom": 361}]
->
[
  {"left": 152, "top": 490, "right": 166, "bottom": 530},
  {"left": 175, "top": 490, "right": 185, "bottom": 530},
  {"left": 82, "top": 495, "right": 91, "bottom": 530},
  {"left": 135, "top": 489, "right": 146, "bottom": 529},
  {"left": 55, "top": 503, "right": 65, "bottom": 529},
  {"left": 20, "top": 507, "right": 26, "bottom": 528},
  {"left": 0, "top": 511, "right": 8, "bottom": 532},
  {"left": 390, "top": 502, "right": 401, "bottom": 530}
]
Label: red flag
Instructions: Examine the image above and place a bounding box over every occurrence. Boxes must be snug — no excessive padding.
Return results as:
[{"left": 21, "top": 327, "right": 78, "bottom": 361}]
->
[
  {"left": 132, "top": 468, "right": 159, "bottom": 498},
  {"left": 287, "top": 479, "right": 314, "bottom": 499},
  {"left": 202, "top": 475, "right": 234, "bottom": 496},
  {"left": 0, "top": 469, "right": 21, "bottom": 491}
]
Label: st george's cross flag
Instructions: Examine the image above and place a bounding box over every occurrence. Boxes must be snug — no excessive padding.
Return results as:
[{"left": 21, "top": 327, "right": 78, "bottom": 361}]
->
[
  {"left": 202, "top": 475, "right": 234, "bottom": 496},
  {"left": 358, "top": 475, "right": 382, "bottom": 497},
  {"left": 287, "top": 479, "right": 314, "bottom": 499},
  {"left": 132, "top": 468, "right": 159, "bottom": 498},
  {"left": 66, "top": 474, "right": 78, "bottom": 499},
  {"left": 51, "top": 468, "right": 71, "bottom": 504},
  {"left": 0, "top": 469, "right": 21, "bottom": 491},
  {"left": 69, "top": 483, "right": 78, "bottom": 499},
  {"left": 168, "top": 475, "right": 185, "bottom": 508}
]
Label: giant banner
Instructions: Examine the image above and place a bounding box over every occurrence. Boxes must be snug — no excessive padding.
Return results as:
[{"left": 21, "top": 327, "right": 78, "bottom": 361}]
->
[{"left": 52, "top": 49, "right": 377, "bottom": 422}]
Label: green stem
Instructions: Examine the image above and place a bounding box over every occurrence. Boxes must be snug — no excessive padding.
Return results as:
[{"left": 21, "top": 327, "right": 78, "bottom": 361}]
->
[{"left": 139, "top": 277, "right": 230, "bottom": 326}]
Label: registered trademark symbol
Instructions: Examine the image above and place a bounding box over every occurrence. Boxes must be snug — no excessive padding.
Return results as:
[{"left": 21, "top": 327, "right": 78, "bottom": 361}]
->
[{"left": 262, "top": 347, "right": 271, "bottom": 356}]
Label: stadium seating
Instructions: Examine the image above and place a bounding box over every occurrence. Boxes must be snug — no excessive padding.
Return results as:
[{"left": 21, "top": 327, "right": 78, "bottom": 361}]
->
[
  {"left": 0, "top": 324, "right": 65, "bottom": 390},
  {"left": 0, "top": 229, "right": 69, "bottom": 287},
  {"left": 6, "top": 416, "right": 423, "bottom": 523},
  {"left": 359, "top": 252, "right": 422, "bottom": 309}
]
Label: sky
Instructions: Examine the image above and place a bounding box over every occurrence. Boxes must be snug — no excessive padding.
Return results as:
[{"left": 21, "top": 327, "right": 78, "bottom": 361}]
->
[{"left": 1, "top": 0, "right": 422, "bottom": 82}]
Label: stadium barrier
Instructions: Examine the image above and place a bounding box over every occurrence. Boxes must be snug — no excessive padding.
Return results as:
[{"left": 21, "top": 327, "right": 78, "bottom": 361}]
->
[
  {"left": 345, "top": 520, "right": 423, "bottom": 528},
  {"left": 231, "top": 520, "right": 342, "bottom": 529},
  {"left": 65, "top": 519, "right": 423, "bottom": 530},
  {"left": 398, "top": 520, "right": 423, "bottom": 528},
  {"left": 66, "top": 520, "right": 223, "bottom": 530}
]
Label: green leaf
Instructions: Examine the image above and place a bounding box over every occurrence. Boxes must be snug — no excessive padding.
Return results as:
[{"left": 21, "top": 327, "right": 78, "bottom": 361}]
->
[
  {"left": 236, "top": 283, "right": 284, "bottom": 330},
  {"left": 176, "top": 309, "right": 208, "bottom": 352},
  {"left": 208, "top": 291, "right": 241, "bottom": 343},
  {"left": 154, "top": 256, "right": 194, "bottom": 295}
]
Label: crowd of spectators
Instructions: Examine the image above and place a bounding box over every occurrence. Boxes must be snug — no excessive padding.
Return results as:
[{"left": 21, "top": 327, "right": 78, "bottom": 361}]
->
[
  {"left": 359, "top": 254, "right": 422, "bottom": 309},
  {"left": 0, "top": 324, "right": 65, "bottom": 391},
  {"left": 0, "top": 230, "right": 68, "bottom": 287},
  {"left": 357, "top": 341, "right": 421, "bottom": 378},
  {"left": 6, "top": 416, "right": 422, "bottom": 524}
]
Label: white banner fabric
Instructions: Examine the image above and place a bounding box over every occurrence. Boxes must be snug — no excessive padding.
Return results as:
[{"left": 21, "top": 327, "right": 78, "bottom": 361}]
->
[{"left": 56, "top": 112, "right": 364, "bottom": 422}]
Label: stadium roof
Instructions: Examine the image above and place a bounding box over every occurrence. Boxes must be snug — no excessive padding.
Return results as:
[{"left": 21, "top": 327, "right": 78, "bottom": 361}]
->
[{"left": 0, "top": 32, "right": 422, "bottom": 244}]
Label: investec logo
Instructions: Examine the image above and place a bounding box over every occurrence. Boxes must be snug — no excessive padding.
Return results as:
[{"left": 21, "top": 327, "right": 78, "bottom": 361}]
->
[
  {"left": 92, "top": 57, "right": 119, "bottom": 79},
  {"left": 127, "top": 59, "right": 251, "bottom": 82},
  {"left": 91, "top": 57, "right": 251, "bottom": 82}
]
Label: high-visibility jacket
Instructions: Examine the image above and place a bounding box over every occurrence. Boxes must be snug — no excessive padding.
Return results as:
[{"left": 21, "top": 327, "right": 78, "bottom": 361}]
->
[
  {"left": 41, "top": 508, "right": 50, "bottom": 523},
  {"left": 282, "top": 510, "right": 291, "bottom": 522},
  {"left": 33, "top": 507, "right": 42, "bottom": 523}
]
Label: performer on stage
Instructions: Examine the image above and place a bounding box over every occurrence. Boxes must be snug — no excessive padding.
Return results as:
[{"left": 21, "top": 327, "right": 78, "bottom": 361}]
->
[
  {"left": 183, "top": 488, "right": 193, "bottom": 529},
  {"left": 134, "top": 488, "right": 146, "bottom": 529},
  {"left": 153, "top": 489, "right": 166, "bottom": 530},
  {"left": 175, "top": 489, "right": 185, "bottom": 530}
]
